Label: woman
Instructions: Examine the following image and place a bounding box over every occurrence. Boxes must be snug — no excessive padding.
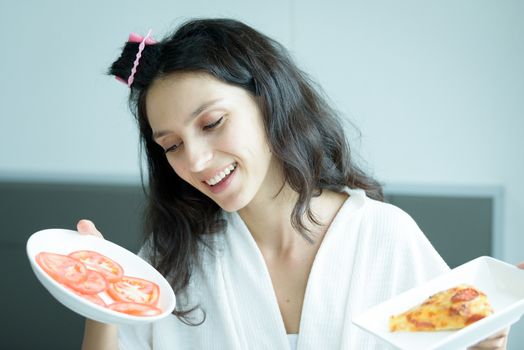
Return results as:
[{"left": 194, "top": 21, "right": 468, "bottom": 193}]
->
[{"left": 81, "top": 18, "right": 510, "bottom": 349}]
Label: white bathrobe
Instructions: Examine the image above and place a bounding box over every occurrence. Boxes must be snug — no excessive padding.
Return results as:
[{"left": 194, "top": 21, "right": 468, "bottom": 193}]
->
[{"left": 119, "top": 188, "right": 449, "bottom": 349}]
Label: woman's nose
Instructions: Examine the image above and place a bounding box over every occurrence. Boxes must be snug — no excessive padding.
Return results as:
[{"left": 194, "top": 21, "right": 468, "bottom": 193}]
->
[{"left": 185, "top": 140, "right": 213, "bottom": 173}]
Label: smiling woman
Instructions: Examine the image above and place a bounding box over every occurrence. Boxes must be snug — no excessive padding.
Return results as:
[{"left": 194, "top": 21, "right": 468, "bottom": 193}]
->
[
  {"left": 78, "top": 18, "right": 515, "bottom": 350},
  {"left": 106, "top": 19, "right": 383, "bottom": 326},
  {"left": 146, "top": 72, "right": 273, "bottom": 210}
]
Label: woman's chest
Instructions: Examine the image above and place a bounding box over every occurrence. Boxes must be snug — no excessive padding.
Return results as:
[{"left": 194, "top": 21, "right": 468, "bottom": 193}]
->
[{"left": 265, "top": 254, "right": 316, "bottom": 334}]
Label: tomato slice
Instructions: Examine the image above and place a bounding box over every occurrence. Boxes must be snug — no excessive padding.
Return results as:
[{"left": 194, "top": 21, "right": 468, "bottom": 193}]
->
[
  {"left": 36, "top": 252, "right": 87, "bottom": 286},
  {"left": 69, "top": 250, "right": 124, "bottom": 282},
  {"left": 107, "top": 276, "right": 159, "bottom": 306},
  {"left": 67, "top": 269, "right": 108, "bottom": 295},
  {"left": 66, "top": 287, "right": 107, "bottom": 307},
  {"left": 108, "top": 302, "right": 162, "bottom": 316},
  {"left": 81, "top": 293, "right": 107, "bottom": 307}
]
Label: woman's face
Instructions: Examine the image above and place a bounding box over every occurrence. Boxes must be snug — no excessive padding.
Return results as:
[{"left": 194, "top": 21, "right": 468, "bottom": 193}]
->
[{"left": 146, "top": 72, "right": 278, "bottom": 212}]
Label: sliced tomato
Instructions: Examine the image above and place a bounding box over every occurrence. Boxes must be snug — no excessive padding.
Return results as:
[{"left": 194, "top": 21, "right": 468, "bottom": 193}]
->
[
  {"left": 66, "top": 286, "right": 107, "bottom": 307},
  {"left": 108, "top": 302, "right": 162, "bottom": 316},
  {"left": 107, "top": 276, "right": 159, "bottom": 306},
  {"left": 81, "top": 293, "right": 107, "bottom": 307},
  {"left": 36, "top": 252, "right": 87, "bottom": 286},
  {"left": 451, "top": 288, "right": 480, "bottom": 303},
  {"left": 69, "top": 250, "right": 124, "bottom": 282},
  {"left": 67, "top": 269, "right": 108, "bottom": 295}
]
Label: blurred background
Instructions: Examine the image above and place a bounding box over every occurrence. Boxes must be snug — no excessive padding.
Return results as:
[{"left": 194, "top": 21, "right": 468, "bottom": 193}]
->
[{"left": 1, "top": 0, "right": 523, "bottom": 348}]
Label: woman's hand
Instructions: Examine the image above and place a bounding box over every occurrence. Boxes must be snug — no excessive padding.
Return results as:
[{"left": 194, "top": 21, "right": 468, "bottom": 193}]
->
[
  {"left": 467, "top": 329, "right": 508, "bottom": 349},
  {"left": 77, "top": 219, "right": 118, "bottom": 350},
  {"left": 77, "top": 219, "right": 104, "bottom": 239},
  {"left": 467, "top": 261, "right": 524, "bottom": 349}
]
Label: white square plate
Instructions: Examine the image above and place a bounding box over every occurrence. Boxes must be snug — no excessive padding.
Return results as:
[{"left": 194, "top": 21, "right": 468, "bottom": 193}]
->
[
  {"left": 27, "top": 228, "right": 176, "bottom": 325},
  {"left": 352, "top": 256, "right": 524, "bottom": 350}
]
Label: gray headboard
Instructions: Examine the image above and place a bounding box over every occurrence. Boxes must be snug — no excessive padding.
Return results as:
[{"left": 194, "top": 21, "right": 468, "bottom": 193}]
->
[{"left": 1, "top": 181, "right": 498, "bottom": 348}]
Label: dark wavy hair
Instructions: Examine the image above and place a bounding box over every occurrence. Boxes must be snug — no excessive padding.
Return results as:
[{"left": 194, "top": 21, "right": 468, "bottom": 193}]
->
[{"left": 108, "top": 18, "right": 383, "bottom": 324}]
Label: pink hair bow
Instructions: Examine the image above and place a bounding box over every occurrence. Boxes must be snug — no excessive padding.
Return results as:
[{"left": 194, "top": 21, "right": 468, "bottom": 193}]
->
[{"left": 117, "top": 29, "right": 157, "bottom": 87}]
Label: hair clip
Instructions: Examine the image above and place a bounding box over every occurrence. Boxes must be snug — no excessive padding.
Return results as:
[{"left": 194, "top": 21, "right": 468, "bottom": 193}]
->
[{"left": 118, "top": 29, "right": 156, "bottom": 87}]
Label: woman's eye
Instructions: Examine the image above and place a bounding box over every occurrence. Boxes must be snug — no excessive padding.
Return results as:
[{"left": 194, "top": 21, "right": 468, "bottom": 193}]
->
[
  {"left": 165, "top": 143, "right": 180, "bottom": 154},
  {"left": 203, "top": 116, "right": 224, "bottom": 131}
]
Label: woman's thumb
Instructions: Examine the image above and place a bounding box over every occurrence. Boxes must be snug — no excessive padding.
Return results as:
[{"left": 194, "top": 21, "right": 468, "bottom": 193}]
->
[{"left": 76, "top": 219, "right": 104, "bottom": 239}]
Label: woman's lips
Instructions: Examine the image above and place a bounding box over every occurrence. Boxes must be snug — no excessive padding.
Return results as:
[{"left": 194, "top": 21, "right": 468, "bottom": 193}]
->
[
  {"left": 206, "top": 163, "right": 237, "bottom": 194},
  {"left": 205, "top": 162, "right": 237, "bottom": 186}
]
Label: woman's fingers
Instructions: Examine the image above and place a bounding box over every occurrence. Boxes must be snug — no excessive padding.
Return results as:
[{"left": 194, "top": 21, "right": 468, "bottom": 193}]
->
[
  {"left": 77, "top": 219, "right": 104, "bottom": 239},
  {"left": 468, "top": 261, "right": 522, "bottom": 349},
  {"left": 467, "top": 328, "right": 508, "bottom": 349}
]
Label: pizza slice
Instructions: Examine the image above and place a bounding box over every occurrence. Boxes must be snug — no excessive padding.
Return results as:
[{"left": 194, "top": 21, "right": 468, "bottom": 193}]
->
[{"left": 389, "top": 284, "right": 493, "bottom": 332}]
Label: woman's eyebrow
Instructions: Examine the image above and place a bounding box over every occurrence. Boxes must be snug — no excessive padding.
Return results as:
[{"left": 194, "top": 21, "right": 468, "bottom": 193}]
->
[
  {"left": 187, "top": 98, "right": 225, "bottom": 122},
  {"left": 152, "top": 130, "right": 171, "bottom": 141},
  {"left": 153, "top": 98, "right": 225, "bottom": 140}
]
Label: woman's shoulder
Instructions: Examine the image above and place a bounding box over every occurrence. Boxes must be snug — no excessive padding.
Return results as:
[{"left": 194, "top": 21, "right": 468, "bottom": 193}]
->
[
  {"left": 367, "top": 195, "right": 416, "bottom": 225},
  {"left": 340, "top": 188, "right": 432, "bottom": 254},
  {"left": 345, "top": 188, "right": 449, "bottom": 274},
  {"left": 346, "top": 187, "right": 417, "bottom": 228}
]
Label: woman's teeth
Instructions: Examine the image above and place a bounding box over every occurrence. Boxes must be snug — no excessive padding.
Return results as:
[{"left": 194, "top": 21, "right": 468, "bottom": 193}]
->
[{"left": 206, "top": 163, "right": 237, "bottom": 186}]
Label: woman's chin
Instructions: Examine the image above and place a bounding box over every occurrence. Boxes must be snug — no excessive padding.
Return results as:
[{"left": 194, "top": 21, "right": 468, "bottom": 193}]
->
[
  {"left": 212, "top": 194, "right": 251, "bottom": 213},
  {"left": 215, "top": 199, "right": 246, "bottom": 213}
]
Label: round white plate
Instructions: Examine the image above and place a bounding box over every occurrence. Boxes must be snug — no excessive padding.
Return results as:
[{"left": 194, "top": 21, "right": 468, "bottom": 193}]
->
[{"left": 27, "top": 228, "right": 176, "bottom": 325}]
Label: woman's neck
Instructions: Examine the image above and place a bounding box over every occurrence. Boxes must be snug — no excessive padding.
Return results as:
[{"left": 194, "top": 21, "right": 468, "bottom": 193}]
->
[
  {"left": 238, "top": 184, "right": 298, "bottom": 254},
  {"left": 237, "top": 184, "right": 348, "bottom": 258}
]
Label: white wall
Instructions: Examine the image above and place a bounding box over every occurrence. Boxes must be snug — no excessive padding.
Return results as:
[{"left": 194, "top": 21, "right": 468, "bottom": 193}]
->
[
  {"left": 0, "top": 0, "right": 293, "bottom": 183},
  {"left": 2, "top": 0, "right": 523, "bottom": 347}
]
